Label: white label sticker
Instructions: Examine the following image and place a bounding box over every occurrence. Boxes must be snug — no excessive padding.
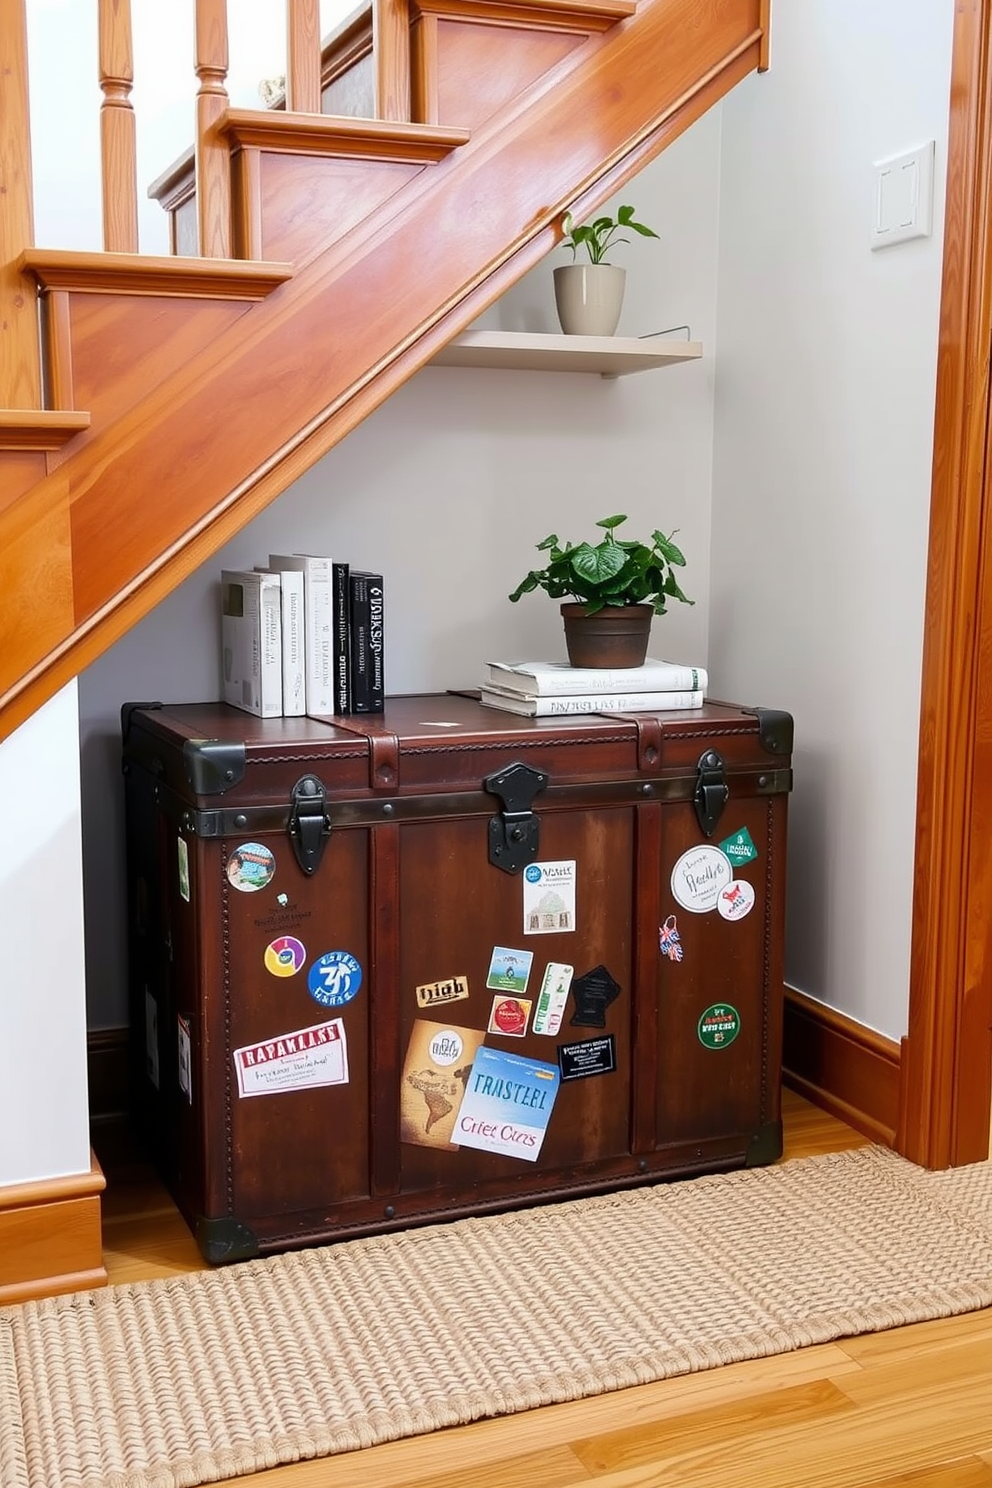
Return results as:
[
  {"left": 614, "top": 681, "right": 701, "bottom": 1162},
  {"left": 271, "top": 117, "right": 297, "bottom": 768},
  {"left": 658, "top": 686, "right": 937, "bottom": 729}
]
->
[
  {"left": 532, "top": 962, "right": 574, "bottom": 1035},
  {"left": 523, "top": 860, "right": 576, "bottom": 935},
  {"left": 233, "top": 1018, "right": 349, "bottom": 1098},
  {"left": 177, "top": 1014, "right": 192, "bottom": 1102},
  {"left": 717, "top": 878, "right": 756, "bottom": 921},
  {"left": 670, "top": 846, "right": 733, "bottom": 913}
]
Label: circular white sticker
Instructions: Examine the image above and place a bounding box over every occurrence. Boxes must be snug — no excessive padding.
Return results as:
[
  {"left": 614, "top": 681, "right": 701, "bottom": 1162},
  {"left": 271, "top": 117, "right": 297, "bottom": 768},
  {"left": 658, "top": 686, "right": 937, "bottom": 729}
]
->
[
  {"left": 671, "top": 845, "right": 733, "bottom": 913},
  {"left": 428, "top": 1029, "right": 464, "bottom": 1066},
  {"left": 717, "top": 878, "right": 756, "bottom": 922}
]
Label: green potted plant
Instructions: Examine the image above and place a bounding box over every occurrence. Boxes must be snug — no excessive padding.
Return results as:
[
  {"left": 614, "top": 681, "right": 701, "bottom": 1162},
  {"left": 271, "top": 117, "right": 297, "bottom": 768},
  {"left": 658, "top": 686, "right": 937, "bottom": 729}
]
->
[
  {"left": 509, "top": 513, "right": 692, "bottom": 667},
  {"left": 554, "top": 205, "right": 659, "bottom": 336}
]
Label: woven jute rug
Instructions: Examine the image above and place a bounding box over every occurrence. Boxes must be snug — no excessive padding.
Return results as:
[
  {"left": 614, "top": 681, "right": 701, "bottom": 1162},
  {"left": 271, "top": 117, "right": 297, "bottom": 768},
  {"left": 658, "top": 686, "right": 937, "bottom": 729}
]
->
[{"left": 3, "top": 1145, "right": 992, "bottom": 1488}]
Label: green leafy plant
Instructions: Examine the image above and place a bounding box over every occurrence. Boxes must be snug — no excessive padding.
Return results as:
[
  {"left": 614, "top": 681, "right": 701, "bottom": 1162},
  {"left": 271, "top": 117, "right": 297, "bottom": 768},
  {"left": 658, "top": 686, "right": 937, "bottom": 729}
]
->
[
  {"left": 560, "top": 205, "right": 659, "bottom": 265},
  {"left": 508, "top": 514, "right": 692, "bottom": 616}
]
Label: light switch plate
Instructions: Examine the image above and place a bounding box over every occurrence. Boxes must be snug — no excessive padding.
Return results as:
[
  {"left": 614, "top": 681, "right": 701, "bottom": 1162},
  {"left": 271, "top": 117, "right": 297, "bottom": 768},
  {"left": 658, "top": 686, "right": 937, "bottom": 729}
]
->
[{"left": 870, "top": 142, "right": 934, "bottom": 250}]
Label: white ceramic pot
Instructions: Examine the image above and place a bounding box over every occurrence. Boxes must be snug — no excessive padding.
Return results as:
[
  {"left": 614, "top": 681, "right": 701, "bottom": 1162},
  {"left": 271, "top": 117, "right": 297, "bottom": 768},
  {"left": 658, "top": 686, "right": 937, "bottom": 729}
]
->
[{"left": 553, "top": 263, "right": 626, "bottom": 336}]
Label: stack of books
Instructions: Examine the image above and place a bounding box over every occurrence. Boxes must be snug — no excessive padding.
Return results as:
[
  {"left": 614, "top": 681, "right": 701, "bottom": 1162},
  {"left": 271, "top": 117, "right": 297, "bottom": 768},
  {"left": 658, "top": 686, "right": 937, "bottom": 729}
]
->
[
  {"left": 220, "top": 556, "right": 384, "bottom": 718},
  {"left": 479, "top": 658, "right": 707, "bottom": 716}
]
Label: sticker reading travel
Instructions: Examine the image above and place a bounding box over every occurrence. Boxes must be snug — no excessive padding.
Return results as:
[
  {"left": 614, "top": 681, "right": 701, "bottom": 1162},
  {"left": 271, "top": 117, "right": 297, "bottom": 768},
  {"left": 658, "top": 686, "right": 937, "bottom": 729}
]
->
[
  {"left": 697, "top": 1003, "right": 741, "bottom": 1049},
  {"left": 532, "top": 962, "right": 574, "bottom": 1036},
  {"left": 487, "top": 994, "right": 532, "bottom": 1038},
  {"left": 227, "top": 842, "right": 276, "bottom": 893},
  {"left": 415, "top": 975, "right": 470, "bottom": 1010},
  {"left": 400, "top": 1020, "right": 486, "bottom": 1150},
  {"left": 658, "top": 915, "right": 684, "bottom": 963},
  {"left": 486, "top": 946, "right": 534, "bottom": 993},
  {"left": 264, "top": 935, "right": 307, "bottom": 977},
  {"left": 719, "top": 826, "right": 759, "bottom": 866},
  {"left": 233, "top": 1017, "right": 349, "bottom": 1097},
  {"left": 308, "top": 951, "right": 362, "bottom": 1007},
  {"left": 523, "top": 860, "right": 576, "bottom": 935},
  {"left": 453, "top": 1045, "right": 561, "bottom": 1162},
  {"left": 670, "top": 845, "right": 733, "bottom": 913},
  {"left": 717, "top": 879, "right": 755, "bottom": 922}
]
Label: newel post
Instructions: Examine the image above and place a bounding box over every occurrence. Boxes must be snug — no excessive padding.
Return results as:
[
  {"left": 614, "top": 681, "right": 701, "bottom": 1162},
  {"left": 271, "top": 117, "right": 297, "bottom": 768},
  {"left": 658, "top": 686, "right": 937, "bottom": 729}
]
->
[
  {"left": 194, "top": 0, "right": 232, "bottom": 258},
  {"left": 0, "top": 0, "right": 42, "bottom": 407}
]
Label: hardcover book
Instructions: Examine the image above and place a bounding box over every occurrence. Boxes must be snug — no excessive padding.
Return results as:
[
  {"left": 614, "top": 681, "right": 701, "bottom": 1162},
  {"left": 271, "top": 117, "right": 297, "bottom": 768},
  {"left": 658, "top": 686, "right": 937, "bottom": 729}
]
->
[
  {"left": 479, "top": 687, "right": 705, "bottom": 717},
  {"left": 348, "top": 570, "right": 384, "bottom": 714},
  {"left": 220, "top": 569, "right": 283, "bottom": 718},
  {"left": 331, "top": 561, "right": 350, "bottom": 715},
  {"left": 486, "top": 658, "right": 708, "bottom": 695},
  {"left": 269, "top": 554, "right": 334, "bottom": 715},
  {"left": 256, "top": 566, "right": 305, "bottom": 716}
]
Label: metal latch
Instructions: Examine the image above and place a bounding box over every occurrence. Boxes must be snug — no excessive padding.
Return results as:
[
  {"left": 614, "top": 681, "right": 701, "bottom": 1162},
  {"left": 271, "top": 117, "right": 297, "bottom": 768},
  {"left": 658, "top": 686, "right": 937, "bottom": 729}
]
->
[
  {"left": 484, "top": 761, "right": 549, "bottom": 874},
  {"left": 288, "top": 774, "right": 331, "bottom": 875},
  {"left": 694, "top": 749, "right": 728, "bottom": 836}
]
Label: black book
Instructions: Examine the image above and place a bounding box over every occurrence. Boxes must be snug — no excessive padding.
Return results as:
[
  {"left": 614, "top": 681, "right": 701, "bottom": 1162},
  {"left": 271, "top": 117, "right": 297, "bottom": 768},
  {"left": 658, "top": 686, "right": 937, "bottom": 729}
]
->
[
  {"left": 348, "top": 571, "right": 385, "bottom": 713},
  {"left": 332, "top": 561, "right": 350, "bottom": 714}
]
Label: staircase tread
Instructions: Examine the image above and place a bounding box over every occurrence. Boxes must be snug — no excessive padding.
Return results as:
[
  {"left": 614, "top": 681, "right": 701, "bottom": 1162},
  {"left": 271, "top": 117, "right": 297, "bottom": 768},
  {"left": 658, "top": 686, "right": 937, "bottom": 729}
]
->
[
  {"left": 219, "top": 109, "right": 471, "bottom": 160},
  {"left": 415, "top": 0, "right": 636, "bottom": 19},
  {"left": 0, "top": 410, "right": 91, "bottom": 451},
  {"left": 19, "top": 251, "right": 292, "bottom": 299}
]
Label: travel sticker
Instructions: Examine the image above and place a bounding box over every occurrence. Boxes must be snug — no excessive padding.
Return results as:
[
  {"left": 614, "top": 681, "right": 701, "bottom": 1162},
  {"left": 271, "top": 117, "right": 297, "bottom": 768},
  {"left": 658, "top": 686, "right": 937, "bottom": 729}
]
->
[
  {"left": 453, "top": 1045, "right": 561, "bottom": 1163},
  {"left": 717, "top": 879, "right": 756, "bottom": 922},
  {"left": 670, "top": 845, "right": 733, "bottom": 913},
  {"left": 264, "top": 935, "right": 307, "bottom": 977},
  {"left": 486, "top": 946, "right": 534, "bottom": 993},
  {"left": 487, "top": 994, "right": 532, "bottom": 1038},
  {"left": 532, "top": 962, "right": 574, "bottom": 1036},
  {"left": 415, "top": 975, "right": 470, "bottom": 1010},
  {"left": 523, "top": 860, "right": 576, "bottom": 935},
  {"left": 177, "top": 1014, "right": 192, "bottom": 1103},
  {"left": 177, "top": 836, "right": 190, "bottom": 903},
  {"left": 233, "top": 1017, "right": 349, "bottom": 1097},
  {"left": 400, "top": 1020, "right": 486, "bottom": 1150},
  {"left": 557, "top": 1034, "right": 616, "bottom": 1082},
  {"left": 227, "top": 842, "right": 276, "bottom": 893},
  {"left": 719, "top": 826, "right": 759, "bottom": 867},
  {"left": 658, "top": 915, "right": 684, "bottom": 963},
  {"left": 697, "top": 1003, "right": 741, "bottom": 1049},
  {"left": 569, "top": 964, "right": 622, "bottom": 1029},
  {"left": 308, "top": 950, "right": 362, "bottom": 1007}
]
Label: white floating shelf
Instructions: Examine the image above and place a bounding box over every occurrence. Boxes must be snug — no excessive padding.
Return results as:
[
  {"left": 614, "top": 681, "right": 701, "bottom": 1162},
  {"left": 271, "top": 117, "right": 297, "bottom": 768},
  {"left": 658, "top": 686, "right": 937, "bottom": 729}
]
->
[{"left": 430, "top": 329, "right": 703, "bottom": 377}]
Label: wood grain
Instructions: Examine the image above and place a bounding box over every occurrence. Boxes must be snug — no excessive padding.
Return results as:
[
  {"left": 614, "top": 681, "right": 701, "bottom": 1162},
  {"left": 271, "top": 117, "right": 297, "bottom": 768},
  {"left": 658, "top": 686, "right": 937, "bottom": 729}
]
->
[
  {"left": 98, "top": 0, "right": 139, "bottom": 252},
  {"left": 0, "top": 1152, "right": 106, "bottom": 1305},
  {"left": 783, "top": 984, "right": 900, "bottom": 1145},
  {"left": 0, "top": 0, "right": 40, "bottom": 408}
]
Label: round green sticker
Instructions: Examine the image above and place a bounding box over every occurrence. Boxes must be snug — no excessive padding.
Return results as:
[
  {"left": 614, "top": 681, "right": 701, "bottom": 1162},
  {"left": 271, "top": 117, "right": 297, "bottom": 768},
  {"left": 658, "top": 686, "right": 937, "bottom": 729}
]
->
[{"left": 697, "top": 1003, "right": 740, "bottom": 1049}]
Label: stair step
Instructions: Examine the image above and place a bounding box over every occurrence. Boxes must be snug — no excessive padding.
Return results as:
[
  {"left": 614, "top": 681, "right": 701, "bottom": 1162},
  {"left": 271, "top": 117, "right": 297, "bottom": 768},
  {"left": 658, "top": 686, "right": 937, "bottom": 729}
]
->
[
  {"left": 0, "top": 411, "right": 91, "bottom": 451},
  {"left": 19, "top": 252, "right": 292, "bottom": 299},
  {"left": 218, "top": 111, "right": 470, "bottom": 162},
  {"left": 416, "top": 0, "right": 636, "bottom": 28}
]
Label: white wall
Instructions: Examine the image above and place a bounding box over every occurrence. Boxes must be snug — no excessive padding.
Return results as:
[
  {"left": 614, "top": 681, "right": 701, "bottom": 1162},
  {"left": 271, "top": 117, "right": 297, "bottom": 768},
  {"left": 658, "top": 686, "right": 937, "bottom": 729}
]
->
[
  {"left": 77, "top": 111, "right": 723, "bottom": 1029},
  {"left": 710, "top": 0, "right": 954, "bottom": 1038},
  {"left": 0, "top": 684, "right": 91, "bottom": 1184}
]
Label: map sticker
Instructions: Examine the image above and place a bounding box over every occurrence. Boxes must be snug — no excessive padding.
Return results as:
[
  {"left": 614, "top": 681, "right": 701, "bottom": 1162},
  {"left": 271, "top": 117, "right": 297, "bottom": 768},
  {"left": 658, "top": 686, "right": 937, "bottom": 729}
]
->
[
  {"left": 308, "top": 951, "right": 362, "bottom": 1007},
  {"left": 453, "top": 1046, "right": 561, "bottom": 1163},
  {"left": 717, "top": 879, "right": 755, "bottom": 922},
  {"left": 487, "top": 995, "right": 532, "bottom": 1038},
  {"left": 670, "top": 845, "right": 733, "bottom": 913},
  {"left": 227, "top": 842, "right": 276, "bottom": 893},
  {"left": 532, "top": 962, "right": 574, "bottom": 1036},
  {"left": 523, "top": 860, "right": 576, "bottom": 935},
  {"left": 233, "top": 1018, "right": 349, "bottom": 1097},
  {"left": 400, "top": 1021, "right": 486, "bottom": 1150},
  {"left": 486, "top": 946, "right": 534, "bottom": 993}
]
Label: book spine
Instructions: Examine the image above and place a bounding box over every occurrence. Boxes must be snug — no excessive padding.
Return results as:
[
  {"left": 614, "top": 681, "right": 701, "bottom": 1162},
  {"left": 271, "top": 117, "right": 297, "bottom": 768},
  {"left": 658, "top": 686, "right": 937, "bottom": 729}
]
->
[
  {"left": 304, "top": 560, "right": 334, "bottom": 714},
  {"left": 348, "top": 572, "right": 372, "bottom": 713},
  {"left": 488, "top": 664, "right": 706, "bottom": 695},
  {"left": 481, "top": 689, "right": 704, "bottom": 716},
  {"left": 221, "top": 575, "right": 262, "bottom": 716},
  {"left": 332, "top": 562, "right": 350, "bottom": 714},
  {"left": 367, "top": 574, "right": 384, "bottom": 714},
  {"left": 259, "top": 578, "right": 283, "bottom": 717},
  {"left": 280, "top": 571, "right": 305, "bottom": 716}
]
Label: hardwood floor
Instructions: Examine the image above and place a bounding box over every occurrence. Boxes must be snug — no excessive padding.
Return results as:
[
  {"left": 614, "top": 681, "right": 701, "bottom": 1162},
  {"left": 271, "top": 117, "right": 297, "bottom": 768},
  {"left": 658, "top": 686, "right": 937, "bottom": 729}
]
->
[{"left": 100, "top": 1089, "right": 992, "bottom": 1487}]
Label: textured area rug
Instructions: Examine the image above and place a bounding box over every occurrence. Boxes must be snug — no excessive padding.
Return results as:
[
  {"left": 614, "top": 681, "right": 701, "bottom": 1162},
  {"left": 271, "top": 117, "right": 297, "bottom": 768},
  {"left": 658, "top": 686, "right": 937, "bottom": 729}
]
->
[{"left": 3, "top": 1146, "right": 992, "bottom": 1488}]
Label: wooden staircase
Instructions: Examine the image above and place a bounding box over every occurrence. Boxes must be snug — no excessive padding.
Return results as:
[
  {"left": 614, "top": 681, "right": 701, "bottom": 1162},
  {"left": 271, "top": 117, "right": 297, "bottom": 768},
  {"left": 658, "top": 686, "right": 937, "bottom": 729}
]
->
[{"left": 0, "top": 0, "right": 768, "bottom": 743}]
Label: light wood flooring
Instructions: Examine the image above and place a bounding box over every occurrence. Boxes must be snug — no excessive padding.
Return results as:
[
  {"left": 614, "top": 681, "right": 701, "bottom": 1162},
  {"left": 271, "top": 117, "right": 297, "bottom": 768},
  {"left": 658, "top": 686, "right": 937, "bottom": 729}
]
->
[{"left": 100, "top": 1089, "right": 992, "bottom": 1487}]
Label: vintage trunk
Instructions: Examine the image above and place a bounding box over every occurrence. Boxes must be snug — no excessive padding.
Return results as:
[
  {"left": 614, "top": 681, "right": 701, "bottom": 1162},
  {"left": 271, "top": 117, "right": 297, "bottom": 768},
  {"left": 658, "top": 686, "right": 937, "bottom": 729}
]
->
[{"left": 121, "top": 693, "right": 792, "bottom": 1263}]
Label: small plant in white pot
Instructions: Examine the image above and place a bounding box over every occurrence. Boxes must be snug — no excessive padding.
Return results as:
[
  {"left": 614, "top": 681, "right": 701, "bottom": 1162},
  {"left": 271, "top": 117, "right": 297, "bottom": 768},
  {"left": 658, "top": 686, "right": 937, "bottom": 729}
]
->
[{"left": 554, "top": 205, "right": 659, "bottom": 336}]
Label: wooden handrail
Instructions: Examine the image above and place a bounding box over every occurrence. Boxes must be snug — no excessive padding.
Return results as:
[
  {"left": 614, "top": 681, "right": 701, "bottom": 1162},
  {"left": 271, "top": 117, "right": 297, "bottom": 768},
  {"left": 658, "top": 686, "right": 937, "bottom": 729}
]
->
[
  {"left": 0, "top": 0, "right": 40, "bottom": 408},
  {"left": 287, "top": 0, "right": 322, "bottom": 112},
  {"left": 98, "top": 0, "right": 138, "bottom": 253},
  {"left": 194, "top": 0, "right": 232, "bottom": 257}
]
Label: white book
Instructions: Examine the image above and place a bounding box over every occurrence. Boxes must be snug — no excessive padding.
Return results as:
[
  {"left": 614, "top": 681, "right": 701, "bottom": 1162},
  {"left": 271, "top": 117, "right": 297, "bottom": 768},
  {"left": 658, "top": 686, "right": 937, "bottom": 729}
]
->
[
  {"left": 257, "top": 566, "right": 305, "bottom": 716},
  {"left": 486, "top": 658, "right": 708, "bottom": 696},
  {"left": 479, "top": 687, "right": 705, "bottom": 716},
  {"left": 221, "top": 569, "right": 283, "bottom": 717},
  {"left": 269, "top": 554, "right": 334, "bottom": 714}
]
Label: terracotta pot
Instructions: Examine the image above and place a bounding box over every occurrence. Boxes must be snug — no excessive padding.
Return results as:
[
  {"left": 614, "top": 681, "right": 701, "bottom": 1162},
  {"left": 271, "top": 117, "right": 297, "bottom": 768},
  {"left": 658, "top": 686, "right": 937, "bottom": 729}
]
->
[{"left": 560, "top": 602, "right": 653, "bottom": 668}]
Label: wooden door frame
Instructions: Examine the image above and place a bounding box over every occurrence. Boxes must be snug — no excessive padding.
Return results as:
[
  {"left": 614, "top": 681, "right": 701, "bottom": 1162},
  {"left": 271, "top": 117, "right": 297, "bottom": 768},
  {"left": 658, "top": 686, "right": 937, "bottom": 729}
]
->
[{"left": 901, "top": 0, "right": 992, "bottom": 1167}]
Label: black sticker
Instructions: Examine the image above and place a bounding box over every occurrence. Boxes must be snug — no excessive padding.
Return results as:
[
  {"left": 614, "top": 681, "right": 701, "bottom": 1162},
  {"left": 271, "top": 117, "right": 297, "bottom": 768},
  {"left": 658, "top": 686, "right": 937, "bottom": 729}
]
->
[
  {"left": 558, "top": 1034, "right": 617, "bottom": 1081},
  {"left": 569, "top": 964, "right": 621, "bottom": 1028}
]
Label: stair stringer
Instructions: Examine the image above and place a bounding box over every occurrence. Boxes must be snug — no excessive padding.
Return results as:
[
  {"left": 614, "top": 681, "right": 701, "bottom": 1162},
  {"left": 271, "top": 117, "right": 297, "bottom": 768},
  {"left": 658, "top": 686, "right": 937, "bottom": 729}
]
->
[{"left": 0, "top": 0, "right": 765, "bottom": 743}]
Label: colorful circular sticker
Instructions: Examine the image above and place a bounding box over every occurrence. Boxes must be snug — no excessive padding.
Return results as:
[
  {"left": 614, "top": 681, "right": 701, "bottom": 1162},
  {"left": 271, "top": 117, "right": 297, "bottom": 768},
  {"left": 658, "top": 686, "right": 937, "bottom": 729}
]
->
[
  {"left": 308, "top": 951, "right": 363, "bottom": 1007},
  {"left": 717, "top": 879, "right": 756, "bottom": 922},
  {"left": 428, "top": 1028, "right": 465, "bottom": 1065},
  {"left": 524, "top": 864, "right": 542, "bottom": 883},
  {"left": 670, "top": 845, "right": 733, "bottom": 913},
  {"left": 697, "top": 1003, "right": 741, "bottom": 1049},
  {"left": 491, "top": 997, "right": 528, "bottom": 1036},
  {"left": 264, "top": 936, "right": 306, "bottom": 977},
  {"left": 227, "top": 842, "right": 275, "bottom": 892}
]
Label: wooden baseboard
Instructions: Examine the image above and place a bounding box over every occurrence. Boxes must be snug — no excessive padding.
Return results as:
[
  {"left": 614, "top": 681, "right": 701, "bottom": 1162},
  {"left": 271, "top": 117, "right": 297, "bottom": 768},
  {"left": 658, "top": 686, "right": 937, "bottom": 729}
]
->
[
  {"left": 783, "top": 986, "right": 901, "bottom": 1147},
  {"left": 0, "top": 1154, "right": 107, "bottom": 1305}
]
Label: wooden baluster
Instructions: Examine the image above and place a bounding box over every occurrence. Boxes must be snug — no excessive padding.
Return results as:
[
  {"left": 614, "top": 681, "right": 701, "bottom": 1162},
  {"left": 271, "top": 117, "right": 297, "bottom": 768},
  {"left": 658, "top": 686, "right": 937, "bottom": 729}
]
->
[
  {"left": 194, "top": 0, "right": 232, "bottom": 258},
  {"left": 286, "top": 0, "right": 321, "bottom": 114},
  {"left": 98, "top": 0, "right": 139, "bottom": 253},
  {"left": 374, "top": 0, "right": 411, "bottom": 122},
  {"left": 0, "top": 0, "right": 41, "bottom": 407}
]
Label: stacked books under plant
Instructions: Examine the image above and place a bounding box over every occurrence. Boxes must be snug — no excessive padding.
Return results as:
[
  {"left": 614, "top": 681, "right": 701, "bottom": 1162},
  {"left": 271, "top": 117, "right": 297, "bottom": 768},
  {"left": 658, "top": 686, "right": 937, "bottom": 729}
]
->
[{"left": 479, "top": 658, "right": 707, "bottom": 716}]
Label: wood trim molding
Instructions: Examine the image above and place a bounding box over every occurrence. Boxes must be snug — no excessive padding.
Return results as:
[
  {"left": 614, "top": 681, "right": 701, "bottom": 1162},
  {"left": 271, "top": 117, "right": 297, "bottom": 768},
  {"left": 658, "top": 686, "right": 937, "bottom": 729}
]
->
[
  {"left": 783, "top": 987, "right": 901, "bottom": 1148},
  {"left": 902, "top": 0, "right": 992, "bottom": 1167},
  {"left": 0, "top": 1152, "right": 107, "bottom": 1306}
]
